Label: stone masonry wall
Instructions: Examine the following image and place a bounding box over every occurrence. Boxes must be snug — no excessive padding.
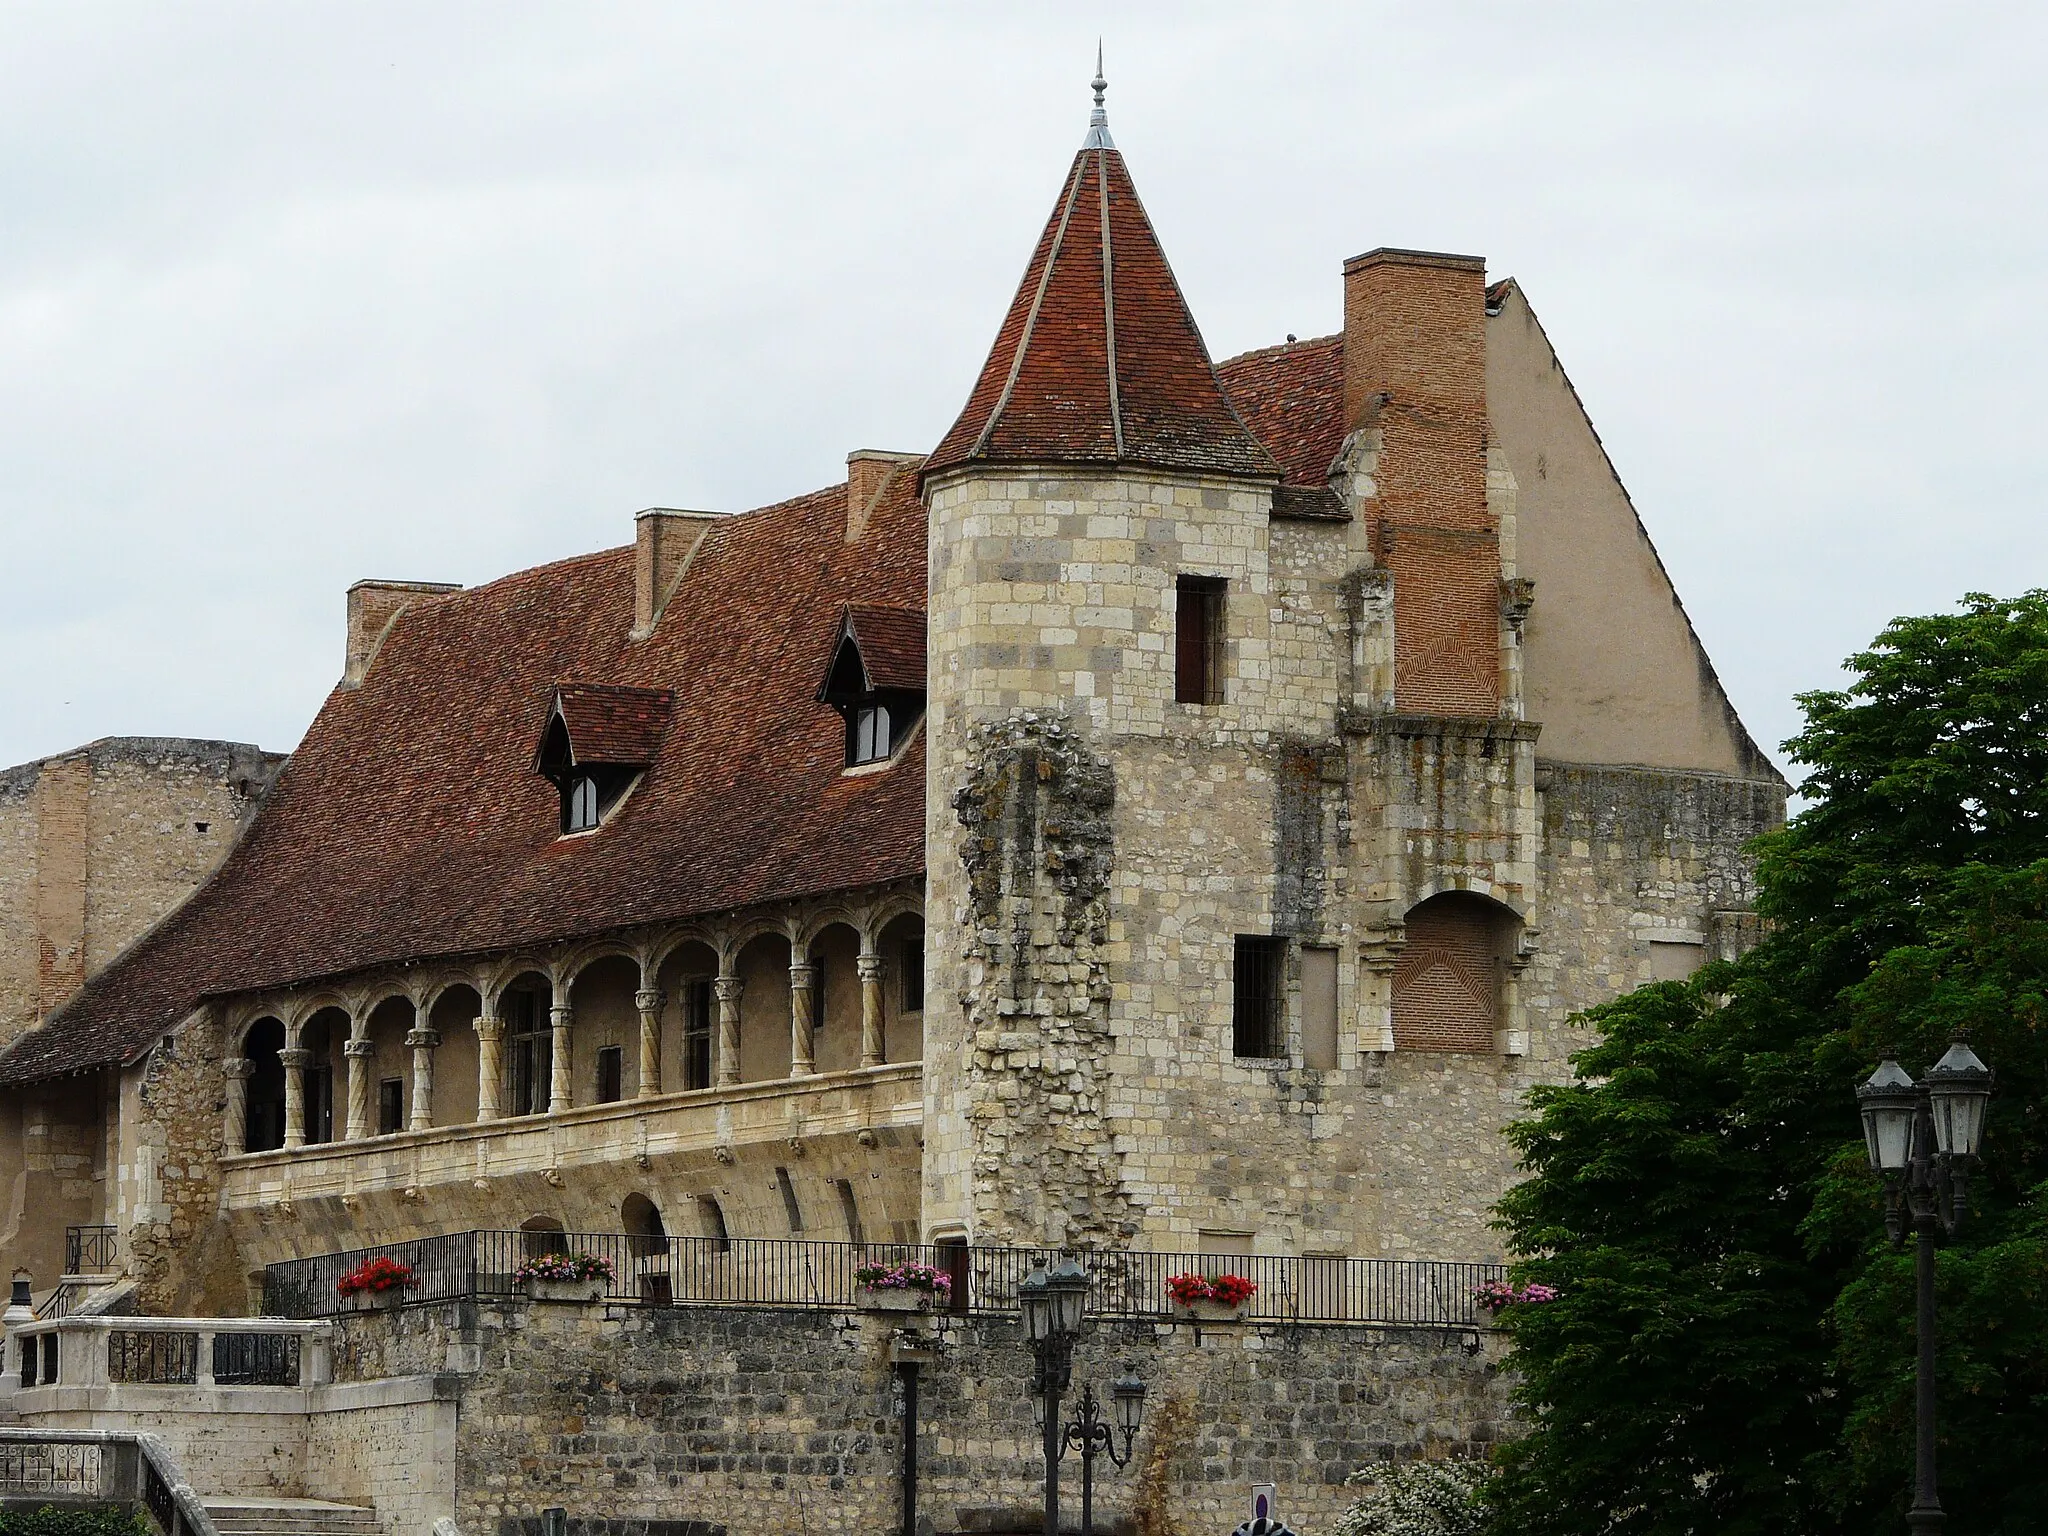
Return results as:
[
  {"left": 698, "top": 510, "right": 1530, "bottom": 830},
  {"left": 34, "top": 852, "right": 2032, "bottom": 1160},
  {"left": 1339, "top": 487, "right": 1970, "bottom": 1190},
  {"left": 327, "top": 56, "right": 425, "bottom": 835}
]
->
[
  {"left": 0, "top": 738, "right": 279, "bottom": 1050},
  {"left": 333, "top": 1298, "right": 1510, "bottom": 1536}
]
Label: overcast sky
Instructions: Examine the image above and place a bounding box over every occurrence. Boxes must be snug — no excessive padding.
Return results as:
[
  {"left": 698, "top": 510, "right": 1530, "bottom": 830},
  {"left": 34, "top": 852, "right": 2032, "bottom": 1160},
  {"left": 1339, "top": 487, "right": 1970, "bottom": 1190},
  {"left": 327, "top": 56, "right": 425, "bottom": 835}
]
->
[{"left": 3, "top": 2, "right": 2044, "bottom": 779}]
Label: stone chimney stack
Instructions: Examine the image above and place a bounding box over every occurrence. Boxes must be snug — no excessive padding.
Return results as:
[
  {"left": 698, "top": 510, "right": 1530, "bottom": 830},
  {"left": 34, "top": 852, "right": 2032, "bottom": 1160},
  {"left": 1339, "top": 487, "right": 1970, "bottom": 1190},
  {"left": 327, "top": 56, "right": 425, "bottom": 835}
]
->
[
  {"left": 1340, "top": 248, "right": 1501, "bottom": 717},
  {"left": 344, "top": 580, "right": 460, "bottom": 688},
  {"left": 844, "top": 450, "right": 920, "bottom": 543},
  {"left": 632, "top": 509, "right": 722, "bottom": 639}
]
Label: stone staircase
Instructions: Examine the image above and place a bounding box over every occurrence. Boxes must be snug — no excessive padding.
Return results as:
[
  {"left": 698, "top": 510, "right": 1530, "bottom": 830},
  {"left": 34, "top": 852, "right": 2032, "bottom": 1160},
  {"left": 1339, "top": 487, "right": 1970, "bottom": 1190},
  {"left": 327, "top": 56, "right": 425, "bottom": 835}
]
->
[{"left": 204, "top": 1498, "right": 380, "bottom": 1536}]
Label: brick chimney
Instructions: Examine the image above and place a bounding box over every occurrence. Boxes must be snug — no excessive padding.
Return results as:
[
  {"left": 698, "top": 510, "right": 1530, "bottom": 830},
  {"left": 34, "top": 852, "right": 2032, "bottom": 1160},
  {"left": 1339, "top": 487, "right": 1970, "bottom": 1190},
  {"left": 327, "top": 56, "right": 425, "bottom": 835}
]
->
[
  {"left": 844, "top": 450, "right": 920, "bottom": 543},
  {"left": 345, "top": 580, "right": 460, "bottom": 687},
  {"left": 1341, "top": 248, "right": 1499, "bottom": 717},
  {"left": 632, "top": 509, "right": 722, "bottom": 639}
]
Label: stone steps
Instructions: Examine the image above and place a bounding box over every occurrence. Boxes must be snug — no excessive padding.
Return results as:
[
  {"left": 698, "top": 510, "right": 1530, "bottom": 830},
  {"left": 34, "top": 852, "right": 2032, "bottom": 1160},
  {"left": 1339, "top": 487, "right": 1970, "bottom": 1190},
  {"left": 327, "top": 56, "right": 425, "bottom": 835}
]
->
[{"left": 204, "top": 1497, "right": 379, "bottom": 1536}]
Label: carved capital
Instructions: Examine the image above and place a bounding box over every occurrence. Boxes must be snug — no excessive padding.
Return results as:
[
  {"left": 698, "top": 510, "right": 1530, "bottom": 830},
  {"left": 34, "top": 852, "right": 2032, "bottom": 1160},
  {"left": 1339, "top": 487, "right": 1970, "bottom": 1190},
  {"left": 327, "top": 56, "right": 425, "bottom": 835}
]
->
[
  {"left": 788, "top": 962, "right": 816, "bottom": 987},
  {"left": 856, "top": 954, "right": 886, "bottom": 983},
  {"left": 278, "top": 1048, "right": 313, "bottom": 1070},
  {"left": 473, "top": 1013, "right": 505, "bottom": 1044},
  {"left": 713, "top": 976, "right": 745, "bottom": 1004},
  {"left": 404, "top": 1028, "right": 441, "bottom": 1050},
  {"left": 222, "top": 1057, "right": 255, "bottom": 1081},
  {"left": 343, "top": 1039, "right": 376, "bottom": 1059},
  {"left": 1501, "top": 575, "right": 1536, "bottom": 632},
  {"left": 634, "top": 989, "right": 665, "bottom": 1016},
  {"left": 549, "top": 1005, "right": 573, "bottom": 1030}
]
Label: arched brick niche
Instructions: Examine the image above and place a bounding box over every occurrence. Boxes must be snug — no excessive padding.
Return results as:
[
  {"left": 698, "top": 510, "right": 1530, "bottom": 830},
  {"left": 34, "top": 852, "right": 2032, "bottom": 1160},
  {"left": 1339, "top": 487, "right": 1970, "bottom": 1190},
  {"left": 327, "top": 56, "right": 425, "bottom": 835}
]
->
[{"left": 1391, "top": 892, "right": 1519, "bottom": 1052}]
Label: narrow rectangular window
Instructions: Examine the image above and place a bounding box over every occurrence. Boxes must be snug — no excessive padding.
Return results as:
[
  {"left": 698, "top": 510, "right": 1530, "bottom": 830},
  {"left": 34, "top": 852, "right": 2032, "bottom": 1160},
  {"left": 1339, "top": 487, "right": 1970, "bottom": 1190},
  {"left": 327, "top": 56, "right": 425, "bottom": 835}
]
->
[
  {"left": 682, "top": 978, "right": 713, "bottom": 1090},
  {"left": 1301, "top": 945, "right": 1339, "bottom": 1069},
  {"left": 594, "top": 1046, "right": 623, "bottom": 1104},
  {"left": 1232, "top": 935, "right": 1285, "bottom": 1058},
  {"left": 1175, "top": 575, "right": 1226, "bottom": 705},
  {"left": 505, "top": 993, "right": 550, "bottom": 1116},
  {"left": 834, "top": 1178, "right": 865, "bottom": 1246},
  {"left": 901, "top": 937, "right": 924, "bottom": 1013},
  {"left": 774, "top": 1166, "right": 805, "bottom": 1232},
  {"left": 308, "top": 1064, "right": 334, "bottom": 1143},
  {"left": 377, "top": 1079, "right": 403, "bottom": 1136}
]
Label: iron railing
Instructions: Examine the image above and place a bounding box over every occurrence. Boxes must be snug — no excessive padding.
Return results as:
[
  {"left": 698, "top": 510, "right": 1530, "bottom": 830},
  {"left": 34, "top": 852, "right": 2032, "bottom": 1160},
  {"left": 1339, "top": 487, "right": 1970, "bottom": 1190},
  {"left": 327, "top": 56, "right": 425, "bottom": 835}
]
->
[
  {"left": 264, "top": 1229, "right": 1502, "bottom": 1328},
  {"left": 64, "top": 1225, "right": 118, "bottom": 1275},
  {"left": 0, "top": 1431, "right": 219, "bottom": 1536}
]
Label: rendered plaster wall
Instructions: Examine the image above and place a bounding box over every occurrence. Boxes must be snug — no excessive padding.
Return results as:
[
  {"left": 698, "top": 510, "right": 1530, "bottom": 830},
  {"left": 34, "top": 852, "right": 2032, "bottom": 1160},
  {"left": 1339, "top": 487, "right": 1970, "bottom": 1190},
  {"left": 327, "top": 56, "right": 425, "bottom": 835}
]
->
[{"left": 332, "top": 1297, "right": 1510, "bottom": 1536}]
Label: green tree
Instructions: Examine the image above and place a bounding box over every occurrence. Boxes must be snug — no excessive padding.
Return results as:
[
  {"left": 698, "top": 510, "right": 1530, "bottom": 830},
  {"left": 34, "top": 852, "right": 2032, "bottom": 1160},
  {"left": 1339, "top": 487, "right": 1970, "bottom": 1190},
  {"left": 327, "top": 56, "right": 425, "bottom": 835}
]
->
[{"left": 1487, "top": 593, "right": 2048, "bottom": 1535}]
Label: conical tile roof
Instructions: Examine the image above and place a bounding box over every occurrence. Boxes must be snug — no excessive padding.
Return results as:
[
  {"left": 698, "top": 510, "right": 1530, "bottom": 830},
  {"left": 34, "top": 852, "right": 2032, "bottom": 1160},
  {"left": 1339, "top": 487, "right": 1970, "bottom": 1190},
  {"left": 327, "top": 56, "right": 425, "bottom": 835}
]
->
[{"left": 926, "top": 126, "right": 1276, "bottom": 483}]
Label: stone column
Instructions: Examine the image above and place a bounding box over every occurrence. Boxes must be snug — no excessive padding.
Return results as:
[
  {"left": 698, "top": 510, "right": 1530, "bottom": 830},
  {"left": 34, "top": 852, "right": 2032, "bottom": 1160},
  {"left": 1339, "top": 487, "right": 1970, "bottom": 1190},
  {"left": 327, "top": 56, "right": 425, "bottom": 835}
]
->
[
  {"left": 788, "top": 960, "right": 816, "bottom": 1078},
  {"left": 280, "top": 1048, "right": 311, "bottom": 1149},
  {"left": 713, "top": 975, "right": 744, "bottom": 1087},
  {"left": 635, "top": 988, "right": 664, "bottom": 1099},
  {"left": 1357, "top": 928, "right": 1404, "bottom": 1055},
  {"left": 343, "top": 1033, "right": 375, "bottom": 1140},
  {"left": 474, "top": 1012, "right": 504, "bottom": 1123},
  {"left": 222, "top": 1058, "right": 254, "bottom": 1155},
  {"left": 548, "top": 1002, "right": 573, "bottom": 1114},
  {"left": 405, "top": 1027, "right": 440, "bottom": 1131},
  {"left": 856, "top": 954, "right": 887, "bottom": 1068}
]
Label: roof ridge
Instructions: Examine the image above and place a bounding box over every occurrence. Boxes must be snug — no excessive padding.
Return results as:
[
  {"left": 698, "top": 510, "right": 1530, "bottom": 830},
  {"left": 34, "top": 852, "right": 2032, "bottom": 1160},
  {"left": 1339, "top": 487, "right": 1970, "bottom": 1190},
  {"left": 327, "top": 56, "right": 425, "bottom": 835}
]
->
[
  {"left": 1216, "top": 333, "right": 1343, "bottom": 371},
  {"left": 970, "top": 156, "right": 1089, "bottom": 462}
]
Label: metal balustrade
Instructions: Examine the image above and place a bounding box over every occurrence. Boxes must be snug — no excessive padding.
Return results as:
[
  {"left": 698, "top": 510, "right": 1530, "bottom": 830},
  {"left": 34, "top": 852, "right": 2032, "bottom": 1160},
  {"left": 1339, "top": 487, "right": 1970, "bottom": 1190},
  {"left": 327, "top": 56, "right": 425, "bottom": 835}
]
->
[
  {"left": 263, "top": 1229, "right": 1503, "bottom": 1328},
  {"left": 63, "top": 1225, "right": 119, "bottom": 1276},
  {"left": 0, "top": 1430, "right": 218, "bottom": 1536},
  {"left": 6, "top": 1317, "right": 332, "bottom": 1393}
]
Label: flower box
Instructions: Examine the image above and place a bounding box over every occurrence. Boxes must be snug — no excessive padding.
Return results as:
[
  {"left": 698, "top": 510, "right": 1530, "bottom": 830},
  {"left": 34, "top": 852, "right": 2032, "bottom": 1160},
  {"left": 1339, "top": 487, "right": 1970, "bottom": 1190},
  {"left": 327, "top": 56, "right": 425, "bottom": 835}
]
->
[
  {"left": 857, "top": 1285, "right": 931, "bottom": 1314},
  {"left": 527, "top": 1276, "right": 607, "bottom": 1305},
  {"left": 1171, "top": 1298, "right": 1248, "bottom": 1323},
  {"left": 343, "top": 1287, "right": 405, "bottom": 1313},
  {"left": 1164, "top": 1271, "right": 1257, "bottom": 1323}
]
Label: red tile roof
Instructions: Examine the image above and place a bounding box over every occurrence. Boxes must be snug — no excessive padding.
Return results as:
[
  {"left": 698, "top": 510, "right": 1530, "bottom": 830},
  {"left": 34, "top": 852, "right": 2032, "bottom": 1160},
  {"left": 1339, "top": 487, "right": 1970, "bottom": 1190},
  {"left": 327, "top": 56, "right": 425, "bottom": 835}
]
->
[
  {"left": 838, "top": 605, "right": 927, "bottom": 693},
  {"left": 546, "top": 683, "right": 674, "bottom": 767},
  {"left": 1214, "top": 334, "right": 1347, "bottom": 492},
  {"left": 925, "top": 145, "right": 1278, "bottom": 484},
  {"left": 0, "top": 472, "right": 929, "bottom": 1085}
]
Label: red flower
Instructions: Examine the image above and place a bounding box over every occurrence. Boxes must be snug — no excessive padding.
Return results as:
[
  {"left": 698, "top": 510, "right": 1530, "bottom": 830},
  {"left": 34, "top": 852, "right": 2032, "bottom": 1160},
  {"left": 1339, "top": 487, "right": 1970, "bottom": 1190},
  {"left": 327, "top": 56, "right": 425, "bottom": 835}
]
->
[{"left": 337, "top": 1256, "right": 417, "bottom": 1297}]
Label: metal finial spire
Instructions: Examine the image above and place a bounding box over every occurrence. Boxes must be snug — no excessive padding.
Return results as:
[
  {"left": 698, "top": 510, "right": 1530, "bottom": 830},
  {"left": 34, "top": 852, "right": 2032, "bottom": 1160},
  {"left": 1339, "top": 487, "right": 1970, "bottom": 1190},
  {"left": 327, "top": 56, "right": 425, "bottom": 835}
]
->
[{"left": 1083, "top": 42, "right": 1114, "bottom": 150}]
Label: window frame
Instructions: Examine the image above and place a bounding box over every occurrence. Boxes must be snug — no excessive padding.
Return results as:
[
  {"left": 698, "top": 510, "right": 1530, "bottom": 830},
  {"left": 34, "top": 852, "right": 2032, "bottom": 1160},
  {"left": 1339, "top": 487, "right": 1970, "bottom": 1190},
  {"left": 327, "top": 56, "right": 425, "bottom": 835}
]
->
[
  {"left": 1231, "top": 934, "right": 1287, "bottom": 1060},
  {"left": 594, "top": 1044, "right": 624, "bottom": 1104},
  {"left": 1175, "top": 575, "right": 1227, "bottom": 706},
  {"left": 376, "top": 1077, "right": 404, "bottom": 1136}
]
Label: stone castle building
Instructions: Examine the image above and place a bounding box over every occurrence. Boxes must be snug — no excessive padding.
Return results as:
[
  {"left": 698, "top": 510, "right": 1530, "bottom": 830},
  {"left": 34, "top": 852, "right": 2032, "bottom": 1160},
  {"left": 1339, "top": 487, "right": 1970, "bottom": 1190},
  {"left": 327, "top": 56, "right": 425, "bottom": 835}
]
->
[
  {"left": 0, "top": 82, "right": 1782, "bottom": 1321},
  {"left": 0, "top": 737, "right": 279, "bottom": 1284}
]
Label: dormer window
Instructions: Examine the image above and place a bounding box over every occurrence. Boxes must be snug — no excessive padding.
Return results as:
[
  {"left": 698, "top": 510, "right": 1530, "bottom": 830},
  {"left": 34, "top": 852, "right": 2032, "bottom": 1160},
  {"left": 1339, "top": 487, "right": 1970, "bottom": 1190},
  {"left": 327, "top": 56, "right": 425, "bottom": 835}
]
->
[
  {"left": 817, "top": 605, "right": 926, "bottom": 771},
  {"left": 565, "top": 774, "right": 601, "bottom": 832},
  {"left": 532, "top": 682, "right": 674, "bottom": 836},
  {"left": 852, "top": 704, "right": 893, "bottom": 766}
]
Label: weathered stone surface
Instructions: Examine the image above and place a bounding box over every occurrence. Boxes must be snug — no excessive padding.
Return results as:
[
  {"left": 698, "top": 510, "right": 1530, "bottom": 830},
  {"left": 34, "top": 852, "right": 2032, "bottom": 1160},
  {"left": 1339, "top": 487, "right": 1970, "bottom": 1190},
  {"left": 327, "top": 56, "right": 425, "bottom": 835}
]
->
[{"left": 333, "top": 1299, "right": 1510, "bottom": 1536}]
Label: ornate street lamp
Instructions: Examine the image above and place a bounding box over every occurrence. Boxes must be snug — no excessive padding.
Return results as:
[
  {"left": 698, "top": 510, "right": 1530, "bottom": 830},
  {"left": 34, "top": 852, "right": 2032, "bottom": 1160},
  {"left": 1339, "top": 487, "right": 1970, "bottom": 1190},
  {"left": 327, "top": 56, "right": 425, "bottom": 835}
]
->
[
  {"left": 1856, "top": 1037, "right": 1994, "bottom": 1531},
  {"left": 1020, "top": 1258, "right": 1127, "bottom": 1536}
]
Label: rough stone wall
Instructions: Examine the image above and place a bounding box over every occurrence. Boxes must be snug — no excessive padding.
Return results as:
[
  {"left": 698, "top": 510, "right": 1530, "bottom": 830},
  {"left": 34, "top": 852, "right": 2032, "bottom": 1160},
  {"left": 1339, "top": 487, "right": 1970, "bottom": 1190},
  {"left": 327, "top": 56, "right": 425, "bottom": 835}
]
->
[
  {"left": 0, "top": 738, "right": 280, "bottom": 1051},
  {"left": 924, "top": 463, "right": 1782, "bottom": 1263},
  {"left": 332, "top": 1298, "right": 1509, "bottom": 1536},
  {"left": 118, "top": 1010, "right": 247, "bottom": 1315}
]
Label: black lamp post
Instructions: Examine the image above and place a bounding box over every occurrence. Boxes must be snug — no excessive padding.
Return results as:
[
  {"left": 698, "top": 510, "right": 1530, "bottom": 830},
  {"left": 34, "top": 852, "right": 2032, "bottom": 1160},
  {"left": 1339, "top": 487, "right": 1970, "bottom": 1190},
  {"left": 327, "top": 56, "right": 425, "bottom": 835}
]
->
[
  {"left": 1857, "top": 1038, "right": 1994, "bottom": 1532},
  {"left": 1019, "top": 1259, "right": 1091, "bottom": 1536},
  {"left": 1053, "top": 1373, "right": 1146, "bottom": 1536}
]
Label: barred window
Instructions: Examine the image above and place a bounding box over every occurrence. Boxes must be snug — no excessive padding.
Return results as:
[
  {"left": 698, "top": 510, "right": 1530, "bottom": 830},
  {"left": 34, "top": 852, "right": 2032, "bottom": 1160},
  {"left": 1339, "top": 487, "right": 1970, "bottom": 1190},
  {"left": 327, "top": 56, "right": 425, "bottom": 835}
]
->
[{"left": 1232, "top": 935, "right": 1286, "bottom": 1058}]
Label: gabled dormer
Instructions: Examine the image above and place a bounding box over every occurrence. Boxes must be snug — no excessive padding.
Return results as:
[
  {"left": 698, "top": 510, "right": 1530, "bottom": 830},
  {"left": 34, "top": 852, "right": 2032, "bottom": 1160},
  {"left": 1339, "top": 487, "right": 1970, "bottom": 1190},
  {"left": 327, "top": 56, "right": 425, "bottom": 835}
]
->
[
  {"left": 817, "top": 605, "right": 926, "bottom": 769},
  {"left": 533, "top": 682, "right": 674, "bottom": 834}
]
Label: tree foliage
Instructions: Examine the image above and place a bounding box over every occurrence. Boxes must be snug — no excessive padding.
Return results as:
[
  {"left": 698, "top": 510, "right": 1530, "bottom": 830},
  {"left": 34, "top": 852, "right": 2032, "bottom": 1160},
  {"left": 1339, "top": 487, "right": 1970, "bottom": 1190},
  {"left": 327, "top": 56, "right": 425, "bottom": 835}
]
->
[
  {"left": 1334, "top": 1459, "right": 1488, "bottom": 1536},
  {"left": 1488, "top": 593, "right": 2048, "bottom": 1535}
]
